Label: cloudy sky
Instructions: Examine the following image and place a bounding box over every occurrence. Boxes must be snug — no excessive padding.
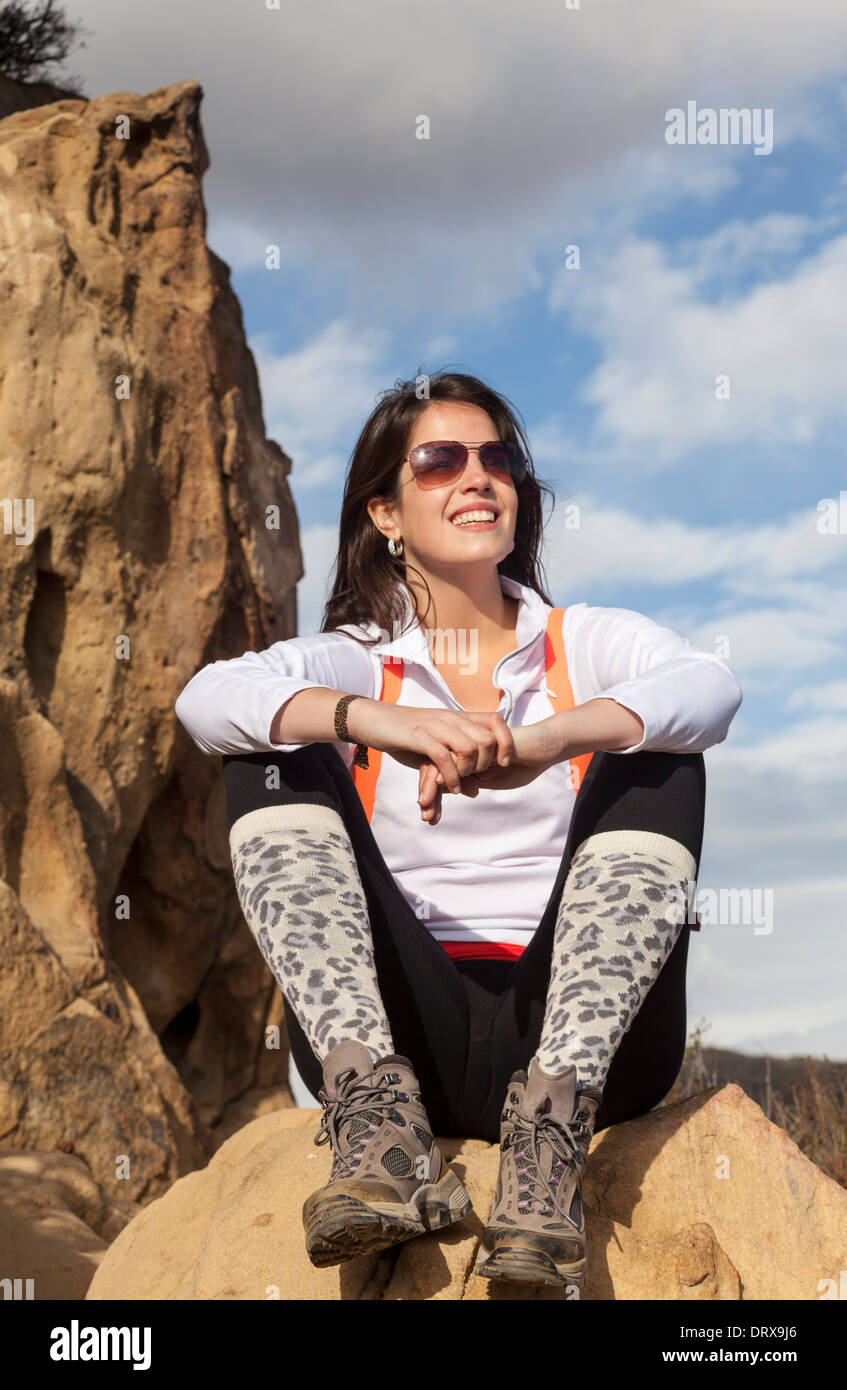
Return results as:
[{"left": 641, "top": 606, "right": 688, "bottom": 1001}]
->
[{"left": 68, "top": 0, "right": 847, "bottom": 1061}]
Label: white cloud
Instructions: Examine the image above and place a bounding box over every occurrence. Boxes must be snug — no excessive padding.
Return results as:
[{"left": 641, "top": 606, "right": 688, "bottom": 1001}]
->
[
  {"left": 543, "top": 495, "right": 847, "bottom": 590},
  {"left": 252, "top": 319, "right": 390, "bottom": 491},
  {"left": 548, "top": 231, "right": 847, "bottom": 463},
  {"left": 541, "top": 496, "right": 847, "bottom": 676},
  {"left": 729, "top": 1019, "right": 847, "bottom": 1060},
  {"left": 786, "top": 679, "right": 847, "bottom": 712},
  {"left": 676, "top": 212, "right": 824, "bottom": 283},
  {"left": 694, "top": 999, "right": 847, "bottom": 1059},
  {"left": 687, "top": 746, "right": 847, "bottom": 1058},
  {"left": 718, "top": 714, "right": 847, "bottom": 784},
  {"left": 72, "top": 0, "right": 847, "bottom": 320}
]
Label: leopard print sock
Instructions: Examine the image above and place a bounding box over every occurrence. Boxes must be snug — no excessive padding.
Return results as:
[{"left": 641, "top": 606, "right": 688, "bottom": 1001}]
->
[
  {"left": 535, "top": 829, "right": 697, "bottom": 1091},
  {"left": 229, "top": 802, "right": 395, "bottom": 1066}
]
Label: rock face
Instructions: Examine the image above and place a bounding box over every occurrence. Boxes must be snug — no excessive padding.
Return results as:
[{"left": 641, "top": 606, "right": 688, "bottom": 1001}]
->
[
  {"left": 0, "top": 1148, "right": 139, "bottom": 1301},
  {"left": 85, "top": 1084, "right": 847, "bottom": 1301},
  {"left": 0, "top": 80, "right": 301, "bottom": 1204}
]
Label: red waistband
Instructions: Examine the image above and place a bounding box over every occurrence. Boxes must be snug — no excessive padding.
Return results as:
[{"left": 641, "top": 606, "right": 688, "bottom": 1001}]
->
[{"left": 437, "top": 940, "right": 526, "bottom": 962}]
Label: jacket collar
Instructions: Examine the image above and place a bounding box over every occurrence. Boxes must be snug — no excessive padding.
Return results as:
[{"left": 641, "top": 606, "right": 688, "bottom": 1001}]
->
[{"left": 345, "top": 574, "right": 554, "bottom": 666}]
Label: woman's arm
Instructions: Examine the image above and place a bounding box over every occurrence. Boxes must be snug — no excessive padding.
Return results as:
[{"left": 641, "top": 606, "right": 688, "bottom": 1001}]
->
[
  {"left": 175, "top": 633, "right": 516, "bottom": 784},
  {"left": 546, "top": 697, "right": 645, "bottom": 758},
  {"left": 556, "top": 603, "right": 744, "bottom": 755},
  {"left": 174, "top": 632, "right": 376, "bottom": 755},
  {"left": 270, "top": 686, "right": 366, "bottom": 745}
]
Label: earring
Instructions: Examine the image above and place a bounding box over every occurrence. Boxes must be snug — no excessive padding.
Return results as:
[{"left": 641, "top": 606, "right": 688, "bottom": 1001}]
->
[{"left": 387, "top": 537, "right": 404, "bottom": 557}]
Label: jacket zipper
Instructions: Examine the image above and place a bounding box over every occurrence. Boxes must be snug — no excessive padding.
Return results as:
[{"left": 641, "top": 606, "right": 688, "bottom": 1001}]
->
[{"left": 421, "top": 626, "right": 546, "bottom": 725}]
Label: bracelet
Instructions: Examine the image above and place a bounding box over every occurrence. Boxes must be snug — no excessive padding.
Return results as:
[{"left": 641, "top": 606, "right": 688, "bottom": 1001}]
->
[{"left": 334, "top": 694, "right": 370, "bottom": 769}]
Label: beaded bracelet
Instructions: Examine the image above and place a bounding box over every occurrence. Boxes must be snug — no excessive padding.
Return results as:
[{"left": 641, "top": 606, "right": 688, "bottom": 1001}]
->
[{"left": 334, "top": 694, "right": 370, "bottom": 769}]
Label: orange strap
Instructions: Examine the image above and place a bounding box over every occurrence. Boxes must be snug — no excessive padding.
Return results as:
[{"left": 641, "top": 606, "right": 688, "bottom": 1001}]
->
[
  {"left": 350, "top": 658, "right": 403, "bottom": 822},
  {"left": 544, "top": 607, "right": 594, "bottom": 794}
]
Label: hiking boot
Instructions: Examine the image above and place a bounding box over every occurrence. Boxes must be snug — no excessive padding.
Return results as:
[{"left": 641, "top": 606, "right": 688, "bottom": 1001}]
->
[
  {"left": 472, "top": 1057, "right": 602, "bottom": 1289},
  {"left": 302, "top": 1039, "right": 473, "bottom": 1268}
]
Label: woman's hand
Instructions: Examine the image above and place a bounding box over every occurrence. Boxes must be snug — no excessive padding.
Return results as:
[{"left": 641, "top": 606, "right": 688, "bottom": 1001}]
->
[
  {"left": 417, "top": 720, "right": 564, "bottom": 825},
  {"left": 348, "top": 700, "right": 516, "bottom": 790}
]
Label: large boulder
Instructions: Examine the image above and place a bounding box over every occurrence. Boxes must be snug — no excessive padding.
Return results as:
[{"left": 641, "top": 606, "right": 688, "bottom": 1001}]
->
[
  {"left": 0, "top": 78, "right": 301, "bottom": 1202},
  {"left": 85, "top": 1084, "right": 847, "bottom": 1300}
]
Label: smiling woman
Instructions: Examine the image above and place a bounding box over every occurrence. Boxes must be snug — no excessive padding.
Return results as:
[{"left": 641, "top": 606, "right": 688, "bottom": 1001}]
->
[
  {"left": 321, "top": 373, "right": 552, "bottom": 647},
  {"left": 174, "top": 368, "right": 742, "bottom": 1287}
]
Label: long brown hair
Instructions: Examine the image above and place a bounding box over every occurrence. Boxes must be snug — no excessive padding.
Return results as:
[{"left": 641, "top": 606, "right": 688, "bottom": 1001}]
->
[{"left": 320, "top": 369, "right": 557, "bottom": 644}]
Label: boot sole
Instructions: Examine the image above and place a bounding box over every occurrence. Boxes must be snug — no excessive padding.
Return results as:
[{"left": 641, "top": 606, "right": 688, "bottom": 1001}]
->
[
  {"left": 472, "top": 1238, "right": 586, "bottom": 1289},
  {"left": 304, "top": 1165, "right": 473, "bottom": 1268}
]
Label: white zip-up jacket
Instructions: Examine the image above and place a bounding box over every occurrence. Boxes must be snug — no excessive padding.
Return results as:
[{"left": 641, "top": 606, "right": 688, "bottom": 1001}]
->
[{"left": 174, "top": 575, "right": 743, "bottom": 957}]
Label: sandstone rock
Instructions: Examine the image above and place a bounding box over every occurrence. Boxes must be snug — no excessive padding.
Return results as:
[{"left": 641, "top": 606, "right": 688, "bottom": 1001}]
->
[
  {"left": 586, "top": 1081, "right": 847, "bottom": 1301},
  {"left": 0, "top": 78, "right": 301, "bottom": 1197},
  {"left": 0, "top": 1148, "right": 139, "bottom": 1301},
  {"left": 0, "top": 877, "right": 212, "bottom": 1203},
  {"left": 85, "top": 1084, "right": 846, "bottom": 1301}
]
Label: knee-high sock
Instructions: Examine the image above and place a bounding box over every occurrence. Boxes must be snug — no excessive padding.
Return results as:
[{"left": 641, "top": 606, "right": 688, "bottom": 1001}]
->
[
  {"left": 229, "top": 802, "right": 395, "bottom": 1065},
  {"left": 535, "top": 829, "right": 696, "bottom": 1091}
]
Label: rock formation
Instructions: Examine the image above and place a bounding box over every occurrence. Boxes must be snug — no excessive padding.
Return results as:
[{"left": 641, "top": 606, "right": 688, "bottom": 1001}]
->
[
  {"left": 0, "top": 1147, "right": 138, "bottom": 1300},
  {"left": 84, "top": 1084, "right": 847, "bottom": 1301},
  {"left": 0, "top": 79, "right": 301, "bottom": 1206}
]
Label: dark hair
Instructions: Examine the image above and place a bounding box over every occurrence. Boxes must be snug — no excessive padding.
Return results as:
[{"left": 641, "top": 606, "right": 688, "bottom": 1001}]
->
[{"left": 320, "top": 369, "right": 557, "bottom": 644}]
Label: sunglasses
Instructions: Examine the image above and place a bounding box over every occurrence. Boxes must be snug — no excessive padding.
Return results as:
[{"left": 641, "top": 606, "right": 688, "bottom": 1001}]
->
[{"left": 399, "top": 440, "right": 528, "bottom": 488}]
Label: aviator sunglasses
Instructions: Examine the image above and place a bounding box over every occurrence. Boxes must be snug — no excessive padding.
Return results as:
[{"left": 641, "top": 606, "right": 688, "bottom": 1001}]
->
[{"left": 398, "top": 440, "right": 528, "bottom": 488}]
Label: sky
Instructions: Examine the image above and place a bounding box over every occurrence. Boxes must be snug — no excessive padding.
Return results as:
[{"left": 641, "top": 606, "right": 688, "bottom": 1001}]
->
[{"left": 65, "top": 0, "right": 847, "bottom": 1062}]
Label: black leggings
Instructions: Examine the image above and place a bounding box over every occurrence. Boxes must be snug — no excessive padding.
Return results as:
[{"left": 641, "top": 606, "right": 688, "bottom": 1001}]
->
[{"left": 222, "top": 743, "right": 706, "bottom": 1143}]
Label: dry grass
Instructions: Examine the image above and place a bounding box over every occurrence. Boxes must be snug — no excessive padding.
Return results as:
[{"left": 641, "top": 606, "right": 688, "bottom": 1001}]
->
[
  {"left": 665, "top": 1017, "right": 847, "bottom": 1189},
  {"left": 665, "top": 1018, "right": 720, "bottom": 1102},
  {"left": 770, "top": 1056, "right": 847, "bottom": 1189}
]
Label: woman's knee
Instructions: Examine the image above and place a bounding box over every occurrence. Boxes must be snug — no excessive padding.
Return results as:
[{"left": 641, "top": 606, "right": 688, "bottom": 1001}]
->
[
  {"left": 221, "top": 742, "right": 348, "bottom": 832},
  {"left": 589, "top": 747, "right": 705, "bottom": 802},
  {"left": 573, "top": 749, "right": 706, "bottom": 866}
]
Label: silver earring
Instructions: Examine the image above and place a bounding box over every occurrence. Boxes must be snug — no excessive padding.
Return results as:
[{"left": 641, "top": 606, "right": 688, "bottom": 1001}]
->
[{"left": 387, "top": 537, "right": 404, "bottom": 556}]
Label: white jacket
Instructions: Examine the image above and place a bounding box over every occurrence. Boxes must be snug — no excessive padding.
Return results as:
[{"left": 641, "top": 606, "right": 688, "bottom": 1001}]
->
[{"left": 174, "top": 575, "right": 743, "bottom": 955}]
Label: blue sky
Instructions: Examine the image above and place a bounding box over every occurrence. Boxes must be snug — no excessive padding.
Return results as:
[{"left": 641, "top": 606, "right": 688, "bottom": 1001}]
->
[{"left": 75, "top": 0, "right": 847, "bottom": 1060}]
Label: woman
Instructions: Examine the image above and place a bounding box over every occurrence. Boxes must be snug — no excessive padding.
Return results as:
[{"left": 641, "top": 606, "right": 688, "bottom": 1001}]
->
[{"left": 174, "top": 371, "right": 743, "bottom": 1291}]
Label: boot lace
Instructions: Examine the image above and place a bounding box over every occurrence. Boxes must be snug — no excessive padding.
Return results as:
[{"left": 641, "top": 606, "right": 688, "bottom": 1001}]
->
[
  {"left": 506, "top": 1103, "right": 591, "bottom": 1222},
  {"left": 313, "top": 1066, "right": 411, "bottom": 1178}
]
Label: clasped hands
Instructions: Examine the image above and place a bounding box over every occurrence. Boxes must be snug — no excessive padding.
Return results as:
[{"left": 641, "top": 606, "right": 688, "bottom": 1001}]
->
[{"left": 411, "top": 713, "right": 563, "bottom": 827}]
